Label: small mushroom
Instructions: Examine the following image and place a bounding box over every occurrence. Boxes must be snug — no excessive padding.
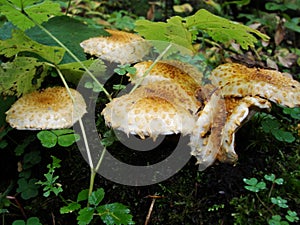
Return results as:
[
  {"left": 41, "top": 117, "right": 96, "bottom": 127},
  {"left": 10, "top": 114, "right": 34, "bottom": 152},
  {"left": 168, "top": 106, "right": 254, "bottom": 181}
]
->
[
  {"left": 6, "top": 87, "right": 86, "bottom": 130},
  {"left": 210, "top": 63, "right": 300, "bottom": 107},
  {"left": 80, "top": 29, "right": 151, "bottom": 64}
]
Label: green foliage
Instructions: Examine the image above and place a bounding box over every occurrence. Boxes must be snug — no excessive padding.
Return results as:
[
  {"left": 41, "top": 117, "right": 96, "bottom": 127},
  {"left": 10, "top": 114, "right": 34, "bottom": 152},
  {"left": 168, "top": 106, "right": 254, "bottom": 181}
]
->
[
  {"left": 37, "top": 129, "right": 80, "bottom": 148},
  {"left": 135, "top": 9, "right": 269, "bottom": 52},
  {"left": 231, "top": 173, "right": 299, "bottom": 225},
  {"left": 36, "top": 156, "right": 63, "bottom": 197},
  {"left": 26, "top": 16, "right": 109, "bottom": 63},
  {"left": 260, "top": 113, "right": 296, "bottom": 143},
  {"left": 0, "top": 29, "right": 65, "bottom": 63},
  {"left": 0, "top": 57, "right": 48, "bottom": 96},
  {"left": 243, "top": 177, "right": 266, "bottom": 192},
  {"left": 0, "top": 0, "right": 62, "bottom": 31},
  {"left": 107, "top": 10, "right": 137, "bottom": 31},
  {"left": 16, "top": 178, "right": 39, "bottom": 200},
  {"left": 12, "top": 217, "right": 42, "bottom": 225},
  {"left": 61, "top": 188, "right": 135, "bottom": 225},
  {"left": 114, "top": 64, "right": 137, "bottom": 76}
]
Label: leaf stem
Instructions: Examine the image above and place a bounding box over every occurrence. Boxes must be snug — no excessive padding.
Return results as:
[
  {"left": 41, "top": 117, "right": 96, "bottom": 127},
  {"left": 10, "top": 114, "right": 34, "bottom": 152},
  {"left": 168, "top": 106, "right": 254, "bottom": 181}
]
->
[
  {"left": 129, "top": 43, "right": 173, "bottom": 94},
  {"left": 29, "top": 17, "right": 112, "bottom": 101}
]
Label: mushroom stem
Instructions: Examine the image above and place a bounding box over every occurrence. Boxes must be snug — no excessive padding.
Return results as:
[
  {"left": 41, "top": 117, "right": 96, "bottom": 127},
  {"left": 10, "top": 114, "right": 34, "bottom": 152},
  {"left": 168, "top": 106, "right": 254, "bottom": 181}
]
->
[{"left": 130, "top": 43, "right": 173, "bottom": 94}]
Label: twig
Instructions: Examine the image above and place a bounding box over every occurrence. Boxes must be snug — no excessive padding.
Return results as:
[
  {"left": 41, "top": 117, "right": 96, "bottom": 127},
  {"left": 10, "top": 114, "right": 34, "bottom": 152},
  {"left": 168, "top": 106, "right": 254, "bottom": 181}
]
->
[
  {"left": 6, "top": 196, "right": 27, "bottom": 219},
  {"left": 144, "top": 195, "right": 163, "bottom": 225}
]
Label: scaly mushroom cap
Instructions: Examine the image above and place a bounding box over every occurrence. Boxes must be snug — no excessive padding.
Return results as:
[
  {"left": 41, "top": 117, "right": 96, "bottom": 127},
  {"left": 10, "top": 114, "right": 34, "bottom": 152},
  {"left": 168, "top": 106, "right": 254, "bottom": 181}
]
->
[
  {"left": 6, "top": 87, "right": 87, "bottom": 130},
  {"left": 128, "top": 61, "right": 201, "bottom": 113},
  {"left": 210, "top": 63, "right": 300, "bottom": 107},
  {"left": 80, "top": 29, "right": 150, "bottom": 64},
  {"left": 101, "top": 82, "right": 196, "bottom": 140}
]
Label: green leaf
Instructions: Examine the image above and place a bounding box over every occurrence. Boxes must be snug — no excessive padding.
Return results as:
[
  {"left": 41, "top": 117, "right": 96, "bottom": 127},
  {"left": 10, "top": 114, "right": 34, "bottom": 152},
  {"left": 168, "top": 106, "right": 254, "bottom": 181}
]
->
[
  {"left": 0, "top": 57, "right": 48, "bottom": 96},
  {"left": 0, "top": 29, "right": 65, "bottom": 64},
  {"left": 284, "top": 18, "right": 300, "bottom": 33},
  {"left": 14, "top": 135, "right": 36, "bottom": 156},
  {"left": 26, "top": 16, "right": 109, "bottom": 63},
  {"left": 16, "top": 178, "right": 39, "bottom": 200},
  {"left": 282, "top": 107, "right": 300, "bottom": 120},
  {"left": 58, "top": 59, "right": 94, "bottom": 84},
  {"left": 185, "top": 9, "right": 269, "bottom": 49},
  {"left": 271, "top": 129, "right": 295, "bottom": 143},
  {"left": 12, "top": 220, "right": 25, "bottom": 225},
  {"left": 97, "top": 203, "right": 135, "bottom": 225},
  {"left": 77, "top": 189, "right": 89, "bottom": 202},
  {"left": 37, "top": 130, "right": 57, "bottom": 148},
  {"left": 23, "top": 151, "right": 41, "bottom": 170},
  {"left": 88, "top": 188, "right": 105, "bottom": 206},
  {"left": 0, "top": 0, "right": 62, "bottom": 31},
  {"left": 271, "top": 196, "right": 288, "bottom": 208},
  {"left": 113, "top": 84, "right": 126, "bottom": 90},
  {"left": 243, "top": 178, "right": 266, "bottom": 192},
  {"left": 60, "top": 202, "right": 81, "bottom": 214},
  {"left": 264, "top": 174, "right": 276, "bottom": 182},
  {"left": 77, "top": 207, "right": 94, "bottom": 225},
  {"left": 51, "top": 129, "right": 74, "bottom": 136},
  {"left": 57, "top": 133, "right": 80, "bottom": 147},
  {"left": 26, "top": 217, "right": 42, "bottom": 225},
  {"left": 286, "top": 210, "right": 299, "bottom": 222}
]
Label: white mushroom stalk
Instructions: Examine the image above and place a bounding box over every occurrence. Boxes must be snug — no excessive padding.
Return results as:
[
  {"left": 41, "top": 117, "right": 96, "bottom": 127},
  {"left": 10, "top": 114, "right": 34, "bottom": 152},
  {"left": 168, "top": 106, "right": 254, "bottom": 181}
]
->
[
  {"left": 6, "top": 87, "right": 87, "bottom": 130},
  {"left": 102, "top": 61, "right": 300, "bottom": 170}
]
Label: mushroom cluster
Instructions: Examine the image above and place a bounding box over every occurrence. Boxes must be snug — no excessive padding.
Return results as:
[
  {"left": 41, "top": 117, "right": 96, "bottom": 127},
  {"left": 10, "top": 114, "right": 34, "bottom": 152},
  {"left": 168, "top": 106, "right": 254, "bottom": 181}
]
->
[
  {"left": 80, "top": 30, "right": 300, "bottom": 170},
  {"left": 102, "top": 61, "right": 300, "bottom": 170}
]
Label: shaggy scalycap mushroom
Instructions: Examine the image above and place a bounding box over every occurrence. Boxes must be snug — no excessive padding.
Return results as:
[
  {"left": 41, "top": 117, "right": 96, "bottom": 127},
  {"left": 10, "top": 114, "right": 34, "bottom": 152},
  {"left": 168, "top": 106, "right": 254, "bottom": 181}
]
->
[
  {"left": 80, "top": 29, "right": 151, "bottom": 64},
  {"left": 6, "top": 87, "right": 86, "bottom": 130},
  {"left": 210, "top": 63, "right": 300, "bottom": 107},
  {"left": 102, "top": 61, "right": 203, "bottom": 139}
]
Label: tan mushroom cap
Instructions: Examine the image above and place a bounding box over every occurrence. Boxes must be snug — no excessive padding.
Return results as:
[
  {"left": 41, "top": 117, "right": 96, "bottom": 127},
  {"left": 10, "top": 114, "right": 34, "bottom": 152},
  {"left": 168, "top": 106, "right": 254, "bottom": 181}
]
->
[
  {"left": 128, "top": 61, "right": 201, "bottom": 113},
  {"left": 101, "top": 83, "right": 196, "bottom": 140},
  {"left": 210, "top": 63, "right": 300, "bottom": 107},
  {"left": 6, "top": 87, "right": 87, "bottom": 130},
  {"left": 80, "top": 29, "right": 151, "bottom": 64}
]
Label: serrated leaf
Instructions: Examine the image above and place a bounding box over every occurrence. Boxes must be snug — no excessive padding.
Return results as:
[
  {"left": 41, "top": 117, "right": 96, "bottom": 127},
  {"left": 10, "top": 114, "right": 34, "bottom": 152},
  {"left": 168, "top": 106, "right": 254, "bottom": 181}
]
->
[
  {"left": 60, "top": 202, "right": 81, "bottom": 214},
  {"left": 57, "top": 133, "right": 80, "bottom": 147},
  {"left": 88, "top": 188, "right": 104, "bottom": 206},
  {"left": 97, "top": 203, "right": 135, "bottom": 225},
  {"left": 0, "top": 29, "right": 65, "bottom": 64},
  {"left": 0, "top": 57, "right": 48, "bottom": 96},
  {"left": 185, "top": 9, "right": 269, "bottom": 49},
  {"left": 37, "top": 130, "right": 57, "bottom": 148},
  {"left": 0, "top": 0, "right": 62, "bottom": 31},
  {"left": 77, "top": 207, "right": 94, "bottom": 225}
]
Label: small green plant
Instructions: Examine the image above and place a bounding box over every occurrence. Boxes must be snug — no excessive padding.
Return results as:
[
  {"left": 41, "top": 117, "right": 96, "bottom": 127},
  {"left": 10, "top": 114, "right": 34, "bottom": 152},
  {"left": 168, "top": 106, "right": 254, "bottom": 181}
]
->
[
  {"left": 231, "top": 173, "right": 299, "bottom": 225},
  {"left": 60, "top": 188, "right": 135, "bottom": 225},
  {"left": 12, "top": 217, "right": 42, "bottom": 225},
  {"left": 37, "top": 129, "right": 80, "bottom": 148},
  {"left": 36, "top": 156, "right": 63, "bottom": 197}
]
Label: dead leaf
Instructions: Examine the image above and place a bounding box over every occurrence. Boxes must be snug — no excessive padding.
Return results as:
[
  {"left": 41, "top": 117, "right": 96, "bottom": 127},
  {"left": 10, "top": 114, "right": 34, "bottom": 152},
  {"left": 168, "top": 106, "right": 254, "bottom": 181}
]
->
[{"left": 274, "top": 21, "right": 285, "bottom": 46}]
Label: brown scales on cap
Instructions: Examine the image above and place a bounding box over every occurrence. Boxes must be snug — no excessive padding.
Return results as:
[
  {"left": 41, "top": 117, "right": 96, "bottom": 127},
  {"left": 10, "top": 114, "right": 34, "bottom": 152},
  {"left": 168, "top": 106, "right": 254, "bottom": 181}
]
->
[
  {"left": 6, "top": 87, "right": 86, "bottom": 130},
  {"left": 80, "top": 29, "right": 151, "bottom": 64},
  {"left": 211, "top": 63, "right": 300, "bottom": 107}
]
